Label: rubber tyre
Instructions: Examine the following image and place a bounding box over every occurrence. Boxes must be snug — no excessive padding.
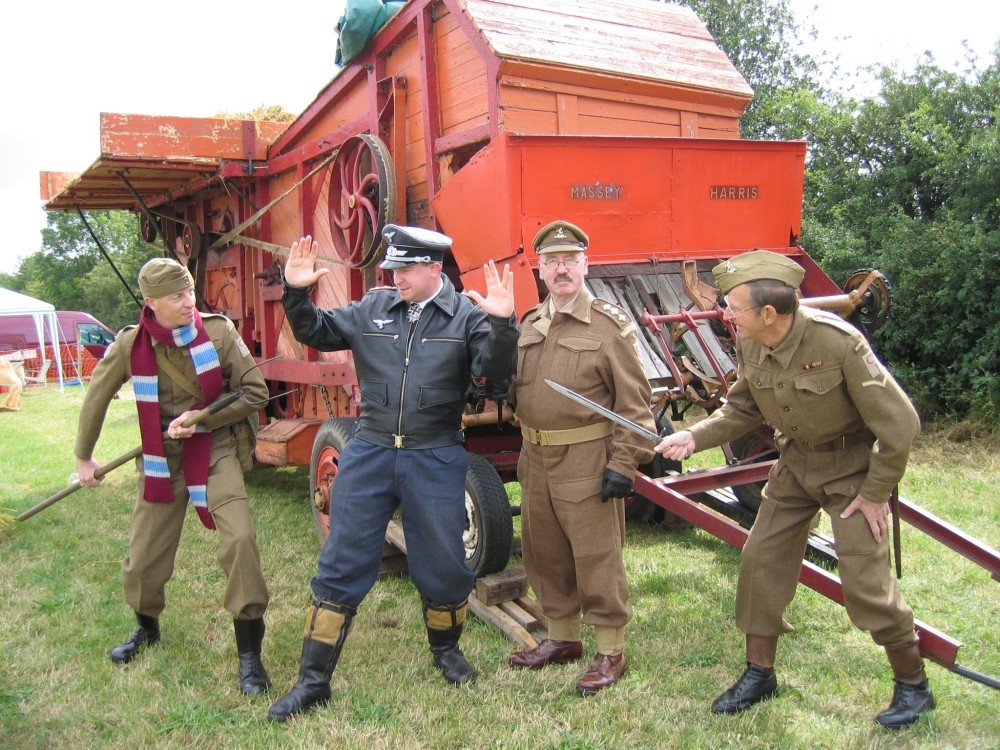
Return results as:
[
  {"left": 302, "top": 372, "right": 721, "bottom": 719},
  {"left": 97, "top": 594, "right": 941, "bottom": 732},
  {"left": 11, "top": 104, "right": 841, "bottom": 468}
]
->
[
  {"left": 463, "top": 454, "right": 514, "bottom": 577},
  {"left": 309, "top": 417, "right": 357, "bottom": 542},
  {"left": 309, "top": 420, "right": 513, "bottom": 578}
]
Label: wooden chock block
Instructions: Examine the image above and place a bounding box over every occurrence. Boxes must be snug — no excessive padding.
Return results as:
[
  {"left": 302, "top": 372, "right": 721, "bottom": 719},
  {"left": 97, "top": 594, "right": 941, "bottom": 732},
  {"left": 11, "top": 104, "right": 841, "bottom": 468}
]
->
[{"left": 474, "top": 568, "right": 528, "bottom": 606}]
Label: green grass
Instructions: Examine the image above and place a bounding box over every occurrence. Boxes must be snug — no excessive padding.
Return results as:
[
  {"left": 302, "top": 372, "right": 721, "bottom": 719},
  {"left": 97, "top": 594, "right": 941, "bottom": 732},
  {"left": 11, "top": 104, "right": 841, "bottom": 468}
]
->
[{"left": 1, "top": 387, "right": 998, "bottom": 749}]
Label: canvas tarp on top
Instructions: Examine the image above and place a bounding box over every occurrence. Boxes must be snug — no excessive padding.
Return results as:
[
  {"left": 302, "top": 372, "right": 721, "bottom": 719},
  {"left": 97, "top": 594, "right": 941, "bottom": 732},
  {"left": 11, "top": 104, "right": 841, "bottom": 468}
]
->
[{"left": 0, "top": 288, "right": 65, "bottom": 390}]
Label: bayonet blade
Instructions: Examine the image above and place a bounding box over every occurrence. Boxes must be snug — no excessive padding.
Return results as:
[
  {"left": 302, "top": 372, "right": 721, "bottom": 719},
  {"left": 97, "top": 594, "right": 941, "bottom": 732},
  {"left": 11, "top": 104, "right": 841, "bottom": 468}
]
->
[{"left": 544, "top": 379, "right": 659, "bottom": 443}]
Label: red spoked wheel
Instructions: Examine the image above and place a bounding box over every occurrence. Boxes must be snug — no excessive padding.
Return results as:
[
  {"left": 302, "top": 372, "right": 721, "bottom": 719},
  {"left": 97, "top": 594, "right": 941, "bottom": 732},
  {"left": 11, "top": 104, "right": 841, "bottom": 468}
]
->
[{"left": 327, "top": 134, "right": 397, "bottom": 268}]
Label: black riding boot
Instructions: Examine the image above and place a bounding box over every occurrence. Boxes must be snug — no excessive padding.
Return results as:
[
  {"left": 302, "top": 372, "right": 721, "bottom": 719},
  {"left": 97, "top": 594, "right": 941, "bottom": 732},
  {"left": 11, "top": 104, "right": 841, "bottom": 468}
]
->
[
  {"left": 267, "top": 600, "right": 355, "bottom": 722},
  {"left": 424, "top": 598, "right": 476, "bottom": 685},
  {"left": 110, "top": 613, "right": 160, "bottom": 664},
  {"left": 234, "top": 617, "right": 272, "bottom": 695}
]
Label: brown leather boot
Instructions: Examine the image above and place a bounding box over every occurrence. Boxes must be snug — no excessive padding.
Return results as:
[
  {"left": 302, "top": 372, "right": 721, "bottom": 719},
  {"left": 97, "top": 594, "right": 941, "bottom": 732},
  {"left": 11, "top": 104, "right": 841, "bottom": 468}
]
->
[
  {"left": 509, "top": 639, "right": 584, "bottom": 669},
  {"left": 876, "top": 644, "right": 935, "bottom": 728},
  {"left": 576, "top": 653, "right": 626, "bottom": 696}
]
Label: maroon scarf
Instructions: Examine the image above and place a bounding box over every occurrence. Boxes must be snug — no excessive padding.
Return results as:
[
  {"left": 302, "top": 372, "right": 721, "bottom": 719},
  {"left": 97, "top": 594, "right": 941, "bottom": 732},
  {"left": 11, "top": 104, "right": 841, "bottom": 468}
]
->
[{"left": 130, "top": 307, "right": 223, "bottom": 529}]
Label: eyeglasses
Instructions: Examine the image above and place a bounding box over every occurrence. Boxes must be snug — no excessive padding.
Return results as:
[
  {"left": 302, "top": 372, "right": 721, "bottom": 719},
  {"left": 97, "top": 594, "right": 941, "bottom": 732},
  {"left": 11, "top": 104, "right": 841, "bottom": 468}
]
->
[
  {"left": 723, "top": 298, "right": 760, "bottom": 317},
  {"left": 539, "top": 256, "right": 584, "bottom": 270}
]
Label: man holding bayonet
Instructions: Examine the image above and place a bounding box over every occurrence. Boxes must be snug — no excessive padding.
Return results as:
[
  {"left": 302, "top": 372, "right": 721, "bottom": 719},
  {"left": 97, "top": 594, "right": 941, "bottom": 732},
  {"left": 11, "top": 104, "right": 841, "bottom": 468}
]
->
[
  {"left": 508, "top": 221, "right": 655, "bottom": 695},
  {"left": 655, "top": 250, "right": 934, "bottom": 728}
]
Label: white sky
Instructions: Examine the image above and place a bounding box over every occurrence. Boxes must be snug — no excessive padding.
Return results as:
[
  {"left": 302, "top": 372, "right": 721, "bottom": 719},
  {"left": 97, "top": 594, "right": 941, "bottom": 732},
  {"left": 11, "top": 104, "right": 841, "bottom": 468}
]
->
[{"left": 1, "top": 0, "right": 997, "bottom": 274}]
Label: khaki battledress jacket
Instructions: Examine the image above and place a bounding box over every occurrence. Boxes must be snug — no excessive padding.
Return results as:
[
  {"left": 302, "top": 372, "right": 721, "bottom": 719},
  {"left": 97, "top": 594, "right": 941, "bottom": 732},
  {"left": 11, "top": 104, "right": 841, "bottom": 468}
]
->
[
  {"left": 75, "top": 313, "right": 270, "bottom": 619},
  {"left": 513, "top": 289, "right": 655, "bottom": 628},
  {"left": 688, "top": 306, "right": 921, "bottom": 646}
]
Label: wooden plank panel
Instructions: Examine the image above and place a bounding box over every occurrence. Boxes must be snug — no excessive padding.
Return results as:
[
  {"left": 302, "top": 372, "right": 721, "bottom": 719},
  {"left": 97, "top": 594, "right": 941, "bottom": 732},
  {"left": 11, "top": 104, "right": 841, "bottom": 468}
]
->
[
  {"left": 100, "top": 113, "right": 282, "bottom": 160},
  {"left": 463, "top": 0, "right": 751, "bottom": 99}
]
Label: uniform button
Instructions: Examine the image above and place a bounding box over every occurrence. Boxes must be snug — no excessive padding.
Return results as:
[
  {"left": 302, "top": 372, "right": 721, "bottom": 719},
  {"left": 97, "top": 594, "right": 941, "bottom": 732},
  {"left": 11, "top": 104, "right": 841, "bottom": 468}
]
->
[
  {"left": 817, "top": 385, "right": 824, "bottom": 392},
  {"left": 757, "top": 380, "right": 763, "bottom": 386},
  {"left": 783, "top": 407, "right": 790, "bottom": 412},
  {"left": 778, "top": 383, "right": 784, "bottom": 389},
  {"left": 791, "top": 426, "right": 798, "bottom": 431}
]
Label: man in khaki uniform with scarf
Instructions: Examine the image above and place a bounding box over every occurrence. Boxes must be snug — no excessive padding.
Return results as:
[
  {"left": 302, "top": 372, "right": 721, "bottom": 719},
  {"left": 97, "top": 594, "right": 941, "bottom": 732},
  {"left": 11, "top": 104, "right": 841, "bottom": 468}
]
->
[
  {"left": 75, "top": 257, "right": 272, "bottom": 695},
  {"left": 656, "top": 250, "right": 934, "bottom": 728},
  {"left": 508, "top": 221, "right": 655, "bottom": 695}
]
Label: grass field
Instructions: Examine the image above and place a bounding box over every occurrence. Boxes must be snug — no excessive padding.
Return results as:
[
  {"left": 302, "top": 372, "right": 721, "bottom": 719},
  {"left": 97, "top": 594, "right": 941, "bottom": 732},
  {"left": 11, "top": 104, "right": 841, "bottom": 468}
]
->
[{"left": 1, "top": 386, "right": 997, "bottom": 749}]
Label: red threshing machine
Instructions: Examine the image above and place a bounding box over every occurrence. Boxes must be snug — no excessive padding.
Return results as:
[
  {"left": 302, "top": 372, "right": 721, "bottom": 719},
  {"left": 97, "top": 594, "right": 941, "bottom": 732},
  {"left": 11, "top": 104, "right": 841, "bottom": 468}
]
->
[{"left": 40, "top": 0, "right": 997, "bottom": 688}]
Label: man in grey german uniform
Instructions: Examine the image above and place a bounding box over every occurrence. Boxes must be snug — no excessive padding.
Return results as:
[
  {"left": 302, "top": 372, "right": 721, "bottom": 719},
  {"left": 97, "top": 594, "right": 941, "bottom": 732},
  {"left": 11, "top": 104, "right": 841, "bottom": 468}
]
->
[
  {"left": 508, "top": 221, "right": 655, "bottom": 695},
  {"left": 656, "top": 250, "right": 934, "bottom": 728},
  {"left": 268, "top": 226, "right": 517, "bottom": 721},
  {"left": 75, "top": 257, "right": 272, "bottom": 695}
]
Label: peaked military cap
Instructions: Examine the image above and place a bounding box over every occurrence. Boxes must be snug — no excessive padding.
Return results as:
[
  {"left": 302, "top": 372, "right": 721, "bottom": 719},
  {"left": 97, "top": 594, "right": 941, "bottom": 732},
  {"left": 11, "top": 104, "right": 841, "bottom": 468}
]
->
[
  {"left": 138, "top": 257, "right": 194, "bottom": 298},
  {"left": 532, "top": 221, "right": 589, "bottom": 254},
  {"left": 712, "top": 249, "right": 805, "bottom": 293},
  {"left": 379, "top": 224, "right": 452, "bottom": 269}
]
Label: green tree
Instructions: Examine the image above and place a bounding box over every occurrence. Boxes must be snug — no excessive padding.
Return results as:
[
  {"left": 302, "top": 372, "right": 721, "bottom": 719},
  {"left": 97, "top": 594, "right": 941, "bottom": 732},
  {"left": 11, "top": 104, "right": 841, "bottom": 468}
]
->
[
  {"left": 19, "top": 211, "right": 155, "bottom": 331},
  {"left": 795, "top": 55, "right": 1000, "bottom": 419},
  {"left": 673, "top": 0, "right": 822, "bottom": 138}
]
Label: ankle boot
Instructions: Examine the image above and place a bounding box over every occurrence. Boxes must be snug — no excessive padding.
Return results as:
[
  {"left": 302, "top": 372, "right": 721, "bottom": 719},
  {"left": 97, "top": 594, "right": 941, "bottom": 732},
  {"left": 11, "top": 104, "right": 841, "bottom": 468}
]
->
[
  {"left": 110, "top": 613, "right": 160, "bottom": 664},
  {"left": 424, "top": 598, "right": 476, "bottom": 685},
  {"left": 267, "top": 600, "right": 355, "bottom": 722},
  {"left": 711, "top": 635, "right": 779, "bottom": 714},
  {"left": 234, "top": 617, "right": 271, "bottom": 695},
  {"left": 876, "top": 644, "right": 935, "bottom": 728}
]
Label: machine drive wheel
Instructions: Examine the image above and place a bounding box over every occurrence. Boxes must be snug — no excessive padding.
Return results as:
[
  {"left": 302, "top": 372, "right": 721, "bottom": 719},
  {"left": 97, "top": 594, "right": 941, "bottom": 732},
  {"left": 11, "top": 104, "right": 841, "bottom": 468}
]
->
[
  {"left": 327, "top": 133, "right": 397, "bottom": 268},
  {"left": 309, "top": 418, "right": 513, "bottom": 578}
]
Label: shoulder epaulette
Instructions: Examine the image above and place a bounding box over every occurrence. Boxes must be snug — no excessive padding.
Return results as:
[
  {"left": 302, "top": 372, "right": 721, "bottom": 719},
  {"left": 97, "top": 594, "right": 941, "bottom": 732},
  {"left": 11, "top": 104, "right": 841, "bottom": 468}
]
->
[
  {"left": 808, "top": 308, "right": 860, "bottom": 337},
  {"left": 592, "top": 299, "right": 637, "bottom": 336},
  {"left": 520, "top": 304, "right": 542, "bottom": 324},
  {"left": 366, "top": 285, "right": 396, "bottom": 294}
]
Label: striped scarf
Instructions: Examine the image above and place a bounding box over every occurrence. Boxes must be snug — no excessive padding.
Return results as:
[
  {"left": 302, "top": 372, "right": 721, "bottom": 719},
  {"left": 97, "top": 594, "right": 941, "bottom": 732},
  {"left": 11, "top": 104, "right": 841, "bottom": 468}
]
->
[{"left": 131, "top": 307, "right": 223, "bottom": 530}]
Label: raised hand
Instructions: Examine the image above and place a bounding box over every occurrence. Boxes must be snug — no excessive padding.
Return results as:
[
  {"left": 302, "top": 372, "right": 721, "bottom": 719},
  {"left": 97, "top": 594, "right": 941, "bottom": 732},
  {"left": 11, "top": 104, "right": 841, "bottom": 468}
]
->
[
  {"left": 284, "top": 235, "right": 330, "bottom": 288},
  {"left": 465, "top": 260, "right": 515, "bottom": 318}
]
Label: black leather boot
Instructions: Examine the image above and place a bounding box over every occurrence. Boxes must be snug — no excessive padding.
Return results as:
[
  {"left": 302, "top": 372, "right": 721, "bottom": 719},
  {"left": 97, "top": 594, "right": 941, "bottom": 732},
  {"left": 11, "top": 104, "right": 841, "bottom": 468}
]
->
[
  {"left": 424, "top": 598, "right": 476, "bottom": 685},
  {"left": 267, "top": 600, "right": 355, "bottom": 722},
  {"left": 110, "top": 613, "right": 160, "bottom": 664},
  {"left": 876, "top": 644, "right": 935, "bottom": 728},
  {"left": 234, "top": 617, "right": 271, "bottom": 695},
  {"left": 711, "top": 662, "right": 779, "bottom": 714}
]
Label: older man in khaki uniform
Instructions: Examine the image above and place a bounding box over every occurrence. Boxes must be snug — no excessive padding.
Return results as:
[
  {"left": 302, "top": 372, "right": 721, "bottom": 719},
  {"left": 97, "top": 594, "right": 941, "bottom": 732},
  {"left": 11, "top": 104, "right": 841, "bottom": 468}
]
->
[
  {"left": 656, "top": 250, "right": 933, "bottom": 728},
  {"left": 76, "top": 257, "right": 272, "bottom": 696},
  {"left": 508, "top": 221, "right": 655, "bottom": 695}
]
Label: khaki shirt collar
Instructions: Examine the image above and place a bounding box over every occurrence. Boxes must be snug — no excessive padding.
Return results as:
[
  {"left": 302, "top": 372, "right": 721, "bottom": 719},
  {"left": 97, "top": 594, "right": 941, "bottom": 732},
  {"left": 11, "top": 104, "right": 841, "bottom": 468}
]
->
[
  {"left": 544, "top": 287, "right": 593, "bottom": 322},
  {"left": 752, "top": 308, "right": 807, "bottom": 367}
]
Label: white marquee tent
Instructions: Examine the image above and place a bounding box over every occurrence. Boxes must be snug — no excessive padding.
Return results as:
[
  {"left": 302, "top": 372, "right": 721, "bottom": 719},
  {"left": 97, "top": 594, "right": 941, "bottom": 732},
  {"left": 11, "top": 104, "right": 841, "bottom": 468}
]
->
[{"left": 0, "top": 288, "right": 65, "bottom": 391}]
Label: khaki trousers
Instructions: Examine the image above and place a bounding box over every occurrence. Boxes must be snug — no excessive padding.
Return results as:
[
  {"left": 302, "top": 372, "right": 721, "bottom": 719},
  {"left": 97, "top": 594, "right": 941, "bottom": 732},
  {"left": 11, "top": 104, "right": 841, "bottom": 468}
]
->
[
  {"left": 123, "top": 433, "right": 269, "bottom": 620},
  {"left": 736, "top": 443, "right": 916, "bottom": 650}
]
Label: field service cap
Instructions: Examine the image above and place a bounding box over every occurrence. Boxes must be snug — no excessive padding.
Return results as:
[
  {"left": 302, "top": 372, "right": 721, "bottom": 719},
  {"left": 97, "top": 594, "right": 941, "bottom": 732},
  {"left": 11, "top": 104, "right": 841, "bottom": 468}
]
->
[
  {"left": 712, "top": 250, "right": 805, "bottom": 293},
  {"left": 532, "top": 221, "right": 589, "bottom": 254},
  {"left": 139, "top": 258, "right": 194, "bottom": 298},
  {"left": 380, "top": 224, "right": 452, "bottom": 270}
]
